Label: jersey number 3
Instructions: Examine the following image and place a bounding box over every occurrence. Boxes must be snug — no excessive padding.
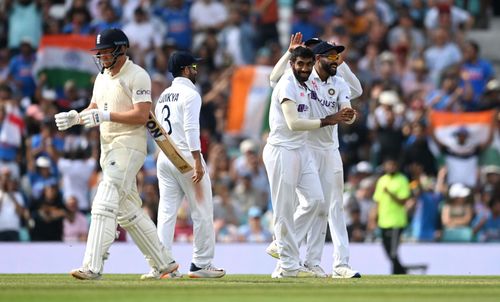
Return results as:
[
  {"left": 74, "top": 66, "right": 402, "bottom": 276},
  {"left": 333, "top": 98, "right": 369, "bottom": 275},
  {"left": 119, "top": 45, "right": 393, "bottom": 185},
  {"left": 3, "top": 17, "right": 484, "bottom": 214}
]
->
[{"left": 161, "top": 104, "right": 173, "bottom": 135}]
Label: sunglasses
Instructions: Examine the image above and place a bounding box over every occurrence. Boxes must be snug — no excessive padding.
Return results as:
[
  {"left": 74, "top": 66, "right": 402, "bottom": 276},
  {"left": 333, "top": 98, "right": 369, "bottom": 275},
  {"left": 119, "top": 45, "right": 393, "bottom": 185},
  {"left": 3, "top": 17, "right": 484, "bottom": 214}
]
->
[
  {"left": 182, "top": 64, "right": 197, "bottom": 71},
  {"left": 322, "top": 54, "right": 340, "bottom": 61}
]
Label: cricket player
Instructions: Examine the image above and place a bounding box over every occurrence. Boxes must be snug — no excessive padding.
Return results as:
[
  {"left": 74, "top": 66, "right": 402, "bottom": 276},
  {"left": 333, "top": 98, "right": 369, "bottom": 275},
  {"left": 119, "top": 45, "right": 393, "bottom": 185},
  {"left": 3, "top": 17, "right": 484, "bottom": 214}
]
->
[
  {"left": 263, "top": 46, "right": 355, "bottom": 278},
  {"left": 54, "top": 28, "right": 178, "bottom": 280},
  {"left": 152, "top": 51, "right": 225, "bottom": 279},
  {"left": 267, "top": 35, "right": 362, "bottom": 278}
]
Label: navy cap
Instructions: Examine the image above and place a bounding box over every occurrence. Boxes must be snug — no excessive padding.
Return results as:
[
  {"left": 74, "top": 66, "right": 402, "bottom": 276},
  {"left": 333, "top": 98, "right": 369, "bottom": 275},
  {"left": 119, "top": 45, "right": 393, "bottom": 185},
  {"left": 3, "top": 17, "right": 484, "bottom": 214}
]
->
[
  {"left": 91, "top": 28, "right": 129, "bottom": 51},
  {"left": 312, "top": 41, "right": 345, "bottom": 55},
  {"left": 168, "top": 51, "right": 202, "bottom": 74},
  {"left": 304, "top": 37, "right": 322, "bottom": 47}
]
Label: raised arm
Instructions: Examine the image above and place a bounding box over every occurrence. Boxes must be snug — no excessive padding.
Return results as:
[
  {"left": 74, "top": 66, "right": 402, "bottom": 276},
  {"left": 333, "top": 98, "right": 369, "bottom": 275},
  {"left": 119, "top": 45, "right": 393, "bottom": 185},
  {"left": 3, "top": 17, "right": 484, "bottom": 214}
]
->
[{"left": 270, "top": 33, "right": 303, "bottom": 88}]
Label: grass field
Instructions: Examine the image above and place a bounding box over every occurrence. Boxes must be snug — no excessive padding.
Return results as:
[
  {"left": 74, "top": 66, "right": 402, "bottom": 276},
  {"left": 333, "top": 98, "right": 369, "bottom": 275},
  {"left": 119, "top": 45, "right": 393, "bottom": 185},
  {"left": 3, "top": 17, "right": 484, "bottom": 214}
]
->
[{"left": 1, "top": 275, "right": 499, "bottom": 302}]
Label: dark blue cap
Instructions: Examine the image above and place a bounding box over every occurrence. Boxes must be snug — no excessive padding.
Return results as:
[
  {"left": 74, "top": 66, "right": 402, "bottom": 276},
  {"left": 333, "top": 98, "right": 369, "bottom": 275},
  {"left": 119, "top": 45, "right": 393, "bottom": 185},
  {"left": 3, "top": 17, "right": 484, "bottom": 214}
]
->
[
  {"left": 312, "top": 41, "right": 345, "bottom": 55},
  {"left": 168, "top": 51, "right": 202, "bottom": 74},
  {"left": 91, "top": 28, "right": 129, "bottom": 51}
]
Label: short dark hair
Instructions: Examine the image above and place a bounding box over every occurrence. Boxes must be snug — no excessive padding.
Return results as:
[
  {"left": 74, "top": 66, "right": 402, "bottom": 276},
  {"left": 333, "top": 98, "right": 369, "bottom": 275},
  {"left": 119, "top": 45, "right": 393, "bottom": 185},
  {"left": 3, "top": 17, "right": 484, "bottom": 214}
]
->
[
  {"left": 467, "top": 40, "right": 480, "bottom": 54},
  {"left": 290, "top": 46, "right": 314, "bottom": 62}
]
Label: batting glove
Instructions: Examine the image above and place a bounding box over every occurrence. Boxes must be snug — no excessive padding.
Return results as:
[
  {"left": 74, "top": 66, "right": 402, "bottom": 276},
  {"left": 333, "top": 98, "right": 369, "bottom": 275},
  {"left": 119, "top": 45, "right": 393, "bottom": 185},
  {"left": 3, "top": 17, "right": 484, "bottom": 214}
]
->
[
  {"left": 54, "top": 110, "right": 80, "bottom": 131},
  {"left": 80, "top": 109, "right": 111, "bottom": 128}
]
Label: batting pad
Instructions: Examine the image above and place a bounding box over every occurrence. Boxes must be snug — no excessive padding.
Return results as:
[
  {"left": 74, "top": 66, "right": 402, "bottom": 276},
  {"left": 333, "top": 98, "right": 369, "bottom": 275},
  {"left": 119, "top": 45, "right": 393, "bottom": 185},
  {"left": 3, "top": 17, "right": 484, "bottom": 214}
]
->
[
  {"left": 83, "top": 181, "right": 120, "bottom": 273},
  {"left": 118, "top": 199, "right": 175, "bottom": 271}
]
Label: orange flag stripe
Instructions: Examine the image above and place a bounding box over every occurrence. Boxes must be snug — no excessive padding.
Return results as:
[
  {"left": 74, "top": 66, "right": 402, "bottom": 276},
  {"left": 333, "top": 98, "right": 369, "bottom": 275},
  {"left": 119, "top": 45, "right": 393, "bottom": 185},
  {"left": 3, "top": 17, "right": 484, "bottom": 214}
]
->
[
  {"left": 429, "top": 110, "right": 495, "bottom": 128},
  {"left": 226, "top": 66, "right": 256, "bottom": 133}
]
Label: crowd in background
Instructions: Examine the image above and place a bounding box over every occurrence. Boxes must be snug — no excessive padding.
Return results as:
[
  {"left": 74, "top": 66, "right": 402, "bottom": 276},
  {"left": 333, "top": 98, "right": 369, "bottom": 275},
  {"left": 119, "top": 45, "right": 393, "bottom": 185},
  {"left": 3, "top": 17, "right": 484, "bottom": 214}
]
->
[{"left": 0, "top": 0, "right": 499, "bottom": 244}]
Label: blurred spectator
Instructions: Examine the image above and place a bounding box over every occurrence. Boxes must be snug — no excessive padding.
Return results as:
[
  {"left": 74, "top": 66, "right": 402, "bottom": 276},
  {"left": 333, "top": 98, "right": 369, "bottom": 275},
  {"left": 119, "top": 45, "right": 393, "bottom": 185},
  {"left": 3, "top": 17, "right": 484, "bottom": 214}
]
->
[
  {"left": 173, "top": 202, "right": 193, "bottom": 242},
  {"left": 355, "top": 0, "right": 395, "bottom": 27},
  {"left": 233, "top": 172, "right": 266, "bottom": 215},
  {"left": 346, "top": 205, "right": 367, "bottom": 243},
  {"left": 62, "top": 195, "right": 88, "bottom": 242},
  {"left": 480, "top": 197, "right": 500, "bottom": 242},
  {"left": 154, "top": 0, "right": 192, "bottom": 50},
  {"left": 408, "top": 162, "right": 443, "bottom": 242},
  {"left": 213, "top": 184, "right": 242, "bottom": 242},
  {"left": 7, "top": 38, "right": 36, "bottom": 98},
  {"left": 401, "top": 57, "right": 435, "bottom": 98},
  {"left": 441, "top": 183, "right": 473, "bottom": 242},
  {"left": 141, "top": 176, "right": 160, "bottom": 225},
  {"left": 401, "top": 121, "right": 437, "bottom": 176},
  {"left": 91, "top": 2, "right": 122, "bottom": 33},
  {"left": 372, "top": 158, "right": 411, "bottom": 274},
  {"left": 424, "top": 0, "right": 473, "bottom": 33},
  {"left": 291, "top": 1, "right": 321, "bottom": 41},
  {"left": 0, "top": 48, "right": 10, "bottom": 81},
  {"left": 252, "top": 0, "right": 279, "bottom": 50},
  {"left": 62, "top": 6, "right": 92, "bottom": 34},
  {"left": 190, "top": 0, "right": 228, "bottom": 51},
  {"left": 0, "top": 92, "right": 24, "bottom": 178},
  {"left": 479, "top": 79, "right": 500, "bottom": 110},
  {"left": 460, "top": 40, "right": 495, "bottom": 110},
  {"left": 424, "top": 27, "right": 462, "bottom": 85},
  {"left": 431, "top": 123, "right": 494, "bottom": 188},
  {"left": 425, "top": 70, "right": 471, "bottom": 111},
  {"left": 237, "top": 206, "right": 272, "bottom": 242},
  {"left": 6, "top": 0, "right": 42, "bottom": 50},
  {"left": 29, "top": 183, "right": 65, "bottom": 241},
  {"left": 388, "top": 8, "right": 425, "bottom": 56},
  {"left": 0, "top": 167, "right": 29, "bottom": 241}
]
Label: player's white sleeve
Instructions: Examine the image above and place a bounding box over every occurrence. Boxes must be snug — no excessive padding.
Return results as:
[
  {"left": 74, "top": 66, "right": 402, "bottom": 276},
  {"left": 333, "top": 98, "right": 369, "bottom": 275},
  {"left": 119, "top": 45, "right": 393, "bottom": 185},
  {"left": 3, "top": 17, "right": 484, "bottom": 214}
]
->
[
  {"left": 131, "top": 71, "right": 152, "bottom": 104},
  {"left": 338, "top": 79, "right": 356, "bottom": 124},
  {"left": 183, "top": 93, "right": 201, "bottom": 151},
  {"left": 270, "top": 51, "right": 292, "bottom": 88},
  {"left": 337, "top": 62, "right": 363, "bottom": 99},
  {"left": 281, "top": 100, "right": 321, "bottom": 131}
]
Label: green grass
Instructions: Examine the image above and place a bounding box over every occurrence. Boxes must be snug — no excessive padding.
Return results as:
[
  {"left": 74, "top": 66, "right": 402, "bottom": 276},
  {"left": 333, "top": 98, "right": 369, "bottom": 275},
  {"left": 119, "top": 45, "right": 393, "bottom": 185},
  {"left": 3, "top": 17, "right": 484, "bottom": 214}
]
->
[{"left": 1, "top": 275, "right": 499, "bottom": 302}]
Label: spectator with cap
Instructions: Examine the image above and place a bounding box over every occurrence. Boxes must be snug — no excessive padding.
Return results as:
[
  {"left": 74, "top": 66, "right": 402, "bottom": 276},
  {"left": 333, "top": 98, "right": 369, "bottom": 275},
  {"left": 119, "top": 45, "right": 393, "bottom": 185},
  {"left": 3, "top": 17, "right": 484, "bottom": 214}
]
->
[
  {"left": 479, "top": 79, "right": 500, "bottom": 110},
  {"left": 238, "top": 206, "right": 272, "bottom": 242},
  {"left": 441, "top": 183, "right": 473, "bottom": 242}
]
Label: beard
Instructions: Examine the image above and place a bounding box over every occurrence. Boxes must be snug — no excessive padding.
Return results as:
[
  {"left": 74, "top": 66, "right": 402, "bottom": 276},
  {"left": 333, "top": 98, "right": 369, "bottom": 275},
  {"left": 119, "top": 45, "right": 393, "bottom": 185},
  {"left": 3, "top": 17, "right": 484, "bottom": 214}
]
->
[
  {"left": 321, "top": 60, "right": 338, "bottom": 76},
  {"left": 292, "top": 68, "right": 310, "bottom": 83}
]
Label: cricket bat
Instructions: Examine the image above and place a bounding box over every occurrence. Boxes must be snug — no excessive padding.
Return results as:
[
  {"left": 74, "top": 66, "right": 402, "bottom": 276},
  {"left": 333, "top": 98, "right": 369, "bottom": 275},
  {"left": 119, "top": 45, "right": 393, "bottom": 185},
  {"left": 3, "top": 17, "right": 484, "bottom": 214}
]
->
[{"left": 146, "top": 112, "right": 193, "bottom": 174}]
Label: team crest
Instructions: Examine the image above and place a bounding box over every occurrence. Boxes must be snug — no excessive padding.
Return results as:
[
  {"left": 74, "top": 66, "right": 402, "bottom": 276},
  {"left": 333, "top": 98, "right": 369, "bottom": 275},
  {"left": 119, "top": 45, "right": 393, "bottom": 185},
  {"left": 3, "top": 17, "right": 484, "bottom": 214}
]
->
[{"left": 328, "top": 88, "right": 335, "bottom": 95}]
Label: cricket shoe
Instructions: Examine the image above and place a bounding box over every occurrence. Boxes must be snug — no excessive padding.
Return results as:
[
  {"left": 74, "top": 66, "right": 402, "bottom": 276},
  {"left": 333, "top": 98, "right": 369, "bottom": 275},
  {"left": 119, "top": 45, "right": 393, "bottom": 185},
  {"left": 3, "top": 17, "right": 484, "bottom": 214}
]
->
[
  {"left": 305, "top": 264, "right": 328, "bottom": 278},
  {"left": 274, "top": 266, "right": 316, "bottom": 278},
  {"left": 188, "top": 263, "right": 226, "bottom": 278},
  {"left": 141, "top": 268, "right": 183, "bottom": 280},
  {"left": 332, "top": 265, "right": 361, "bottom": 278},
  {"left": 70, "top": 268, "right": 102, "bottom": 280},
  {"left": 266, "top": 240, "right": 280, "bottom": 259}
]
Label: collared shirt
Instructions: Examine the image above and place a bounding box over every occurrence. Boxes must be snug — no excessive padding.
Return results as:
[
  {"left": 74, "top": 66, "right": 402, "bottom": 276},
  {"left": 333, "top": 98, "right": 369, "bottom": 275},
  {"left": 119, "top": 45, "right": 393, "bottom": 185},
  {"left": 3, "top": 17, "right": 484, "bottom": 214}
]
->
[
  {"left": 306, "top": 67, "right": 351, "bottom": 149},
  {"left": 267, "top": 71, "right": 311, "bottom": 149},
  {"left": 155, "top": 77, "right": 201, "bottom": 152},
  {"left": 91, "top": 58, "right": 152, "bottom": 154}
]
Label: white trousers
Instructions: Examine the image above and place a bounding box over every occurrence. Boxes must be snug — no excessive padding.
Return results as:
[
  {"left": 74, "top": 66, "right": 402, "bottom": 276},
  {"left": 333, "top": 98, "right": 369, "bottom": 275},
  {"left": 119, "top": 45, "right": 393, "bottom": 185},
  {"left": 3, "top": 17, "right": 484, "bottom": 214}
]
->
[
  {"left": 263, "top": 144, "right": 323, "bottom": 271},
  {"left": 156, "top": 151, "right": 215, "bottom": 268},
  {"left": 297, "top": 147, "right": 350, "bottom": 268}
]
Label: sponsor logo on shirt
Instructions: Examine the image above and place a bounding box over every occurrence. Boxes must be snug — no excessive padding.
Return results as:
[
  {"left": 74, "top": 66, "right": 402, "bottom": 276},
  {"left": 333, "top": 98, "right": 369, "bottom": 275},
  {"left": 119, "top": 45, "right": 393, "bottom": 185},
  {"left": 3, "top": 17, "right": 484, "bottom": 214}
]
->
[
  {"left": 136, "top": 89, "right": 151, "bottom": 95},
  {"left": 297, "top": 104, "right": 309, "bottom": 112}
]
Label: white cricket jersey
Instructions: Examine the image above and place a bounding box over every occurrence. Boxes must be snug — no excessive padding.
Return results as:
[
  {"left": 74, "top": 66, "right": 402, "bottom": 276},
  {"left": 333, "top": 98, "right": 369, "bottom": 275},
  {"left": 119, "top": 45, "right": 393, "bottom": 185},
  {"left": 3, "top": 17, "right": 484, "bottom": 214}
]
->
[
  {"left": 267, "top": 71, "right": 311, "bottom": 149},
  {"left": 91, "top": 58, "right": 152, "bottom": 154},
  {"left": 306, "top": 67, "right": 351, "bottom": 149},
  {"left": 155, "top": 77, "right": 201, "bottom": 152}
]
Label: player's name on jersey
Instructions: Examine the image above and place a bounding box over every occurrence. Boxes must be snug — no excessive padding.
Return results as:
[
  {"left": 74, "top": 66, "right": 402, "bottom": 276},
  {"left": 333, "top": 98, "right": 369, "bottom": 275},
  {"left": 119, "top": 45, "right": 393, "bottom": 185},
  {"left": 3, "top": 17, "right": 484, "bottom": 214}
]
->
[{"left": 158, "top": 93, "right": 179, "bottom": 103}]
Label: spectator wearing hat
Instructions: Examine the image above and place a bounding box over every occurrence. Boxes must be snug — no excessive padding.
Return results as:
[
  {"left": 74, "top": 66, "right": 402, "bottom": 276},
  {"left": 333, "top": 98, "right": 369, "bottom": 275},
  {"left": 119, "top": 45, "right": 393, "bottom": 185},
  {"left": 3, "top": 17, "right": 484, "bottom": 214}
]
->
[
  {"left": 238, "top": 206, "right": 272, "bottom": 243},
  {"left": 441, "top": 183, "right": 473, "bottom": 242},
  {"left": 25, "top": 156, "right": 58, "bottom": 202}
]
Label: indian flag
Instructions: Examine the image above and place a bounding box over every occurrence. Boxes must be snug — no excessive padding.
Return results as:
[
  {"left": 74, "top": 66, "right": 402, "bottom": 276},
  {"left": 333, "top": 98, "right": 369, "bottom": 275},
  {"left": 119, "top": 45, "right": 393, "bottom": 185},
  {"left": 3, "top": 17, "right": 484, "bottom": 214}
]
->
[
  {"left": 33, "top": 34, "right": 96, "bottom": 89},
  {"left": 429, "top": 110, "right": 495, "bottom": 147},
  {"left": 226, "top": 66, "right": 273, "bottom": 140}
]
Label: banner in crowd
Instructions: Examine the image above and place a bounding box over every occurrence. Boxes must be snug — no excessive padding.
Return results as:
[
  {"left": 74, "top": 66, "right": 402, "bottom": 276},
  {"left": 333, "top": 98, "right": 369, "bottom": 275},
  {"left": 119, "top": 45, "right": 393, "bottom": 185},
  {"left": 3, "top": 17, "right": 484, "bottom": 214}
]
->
[
  {"left": 429, "top": 110, "right": 495, "bottom": 147},
  {"left": 33, "top": 35, "right": 96, "bottom": 89},
  {"left": 226, "top": 66, "right": 273, "bottom": 140},
  {"left": 0, "top": 108, "right": 24, "bottom": 147}
]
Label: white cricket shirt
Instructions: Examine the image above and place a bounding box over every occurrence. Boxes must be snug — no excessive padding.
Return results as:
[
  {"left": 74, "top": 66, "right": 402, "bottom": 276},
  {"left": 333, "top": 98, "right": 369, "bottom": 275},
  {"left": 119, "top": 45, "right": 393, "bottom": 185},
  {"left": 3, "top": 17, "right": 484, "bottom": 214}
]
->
[
  {"left": 155, "top": 77, "right": 201, "bottom": 152},
  {"left": 306, "top": 67, "right": 351, "bottom": 149},
  {"left": 267, "top": 71, "right": 311, "bottom": 149},
  {"left": 91, "top": 58, "right": 152, "bottom": 154}
]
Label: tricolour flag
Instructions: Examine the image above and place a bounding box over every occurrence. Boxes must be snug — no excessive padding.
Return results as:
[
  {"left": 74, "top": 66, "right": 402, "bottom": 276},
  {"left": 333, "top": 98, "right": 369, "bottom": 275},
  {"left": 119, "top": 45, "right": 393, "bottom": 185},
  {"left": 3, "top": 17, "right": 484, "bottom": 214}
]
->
[
  {"left": 429, "top": 110, "right": 495, "bottom": 147},
  {"left": 226, "top": 66, "right": 272, "bottom": 140},
  {"left": 33, "top": 35, "right": 96, "bottom": 89}
]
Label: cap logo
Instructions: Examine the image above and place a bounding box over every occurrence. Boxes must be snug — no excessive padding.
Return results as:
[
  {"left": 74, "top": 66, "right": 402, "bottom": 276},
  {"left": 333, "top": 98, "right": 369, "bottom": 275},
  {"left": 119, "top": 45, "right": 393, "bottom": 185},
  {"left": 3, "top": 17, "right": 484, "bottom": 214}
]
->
[{"left": 96, "top": 34, "right": 101, "bottom": 45}]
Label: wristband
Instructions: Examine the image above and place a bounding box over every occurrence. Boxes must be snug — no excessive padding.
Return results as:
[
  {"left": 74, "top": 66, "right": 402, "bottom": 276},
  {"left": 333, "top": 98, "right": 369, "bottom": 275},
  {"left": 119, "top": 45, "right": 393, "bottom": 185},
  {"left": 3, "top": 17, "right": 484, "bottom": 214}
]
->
[{"left": 102, "top": 111, "right": 111, "bottom": 121}]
